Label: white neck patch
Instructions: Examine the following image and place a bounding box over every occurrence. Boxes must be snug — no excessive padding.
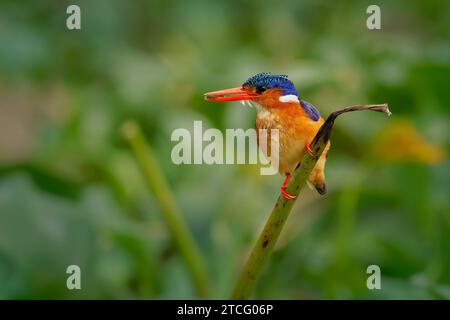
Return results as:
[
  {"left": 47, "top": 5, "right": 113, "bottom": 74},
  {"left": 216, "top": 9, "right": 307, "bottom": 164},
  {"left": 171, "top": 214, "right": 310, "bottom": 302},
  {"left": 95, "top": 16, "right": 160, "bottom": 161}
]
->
[
  {"left": 242, "top": 99, "right": 263, "bottom": 111},
  {"left": 279, "top": 94, "right": 299, "bottom": 103}
]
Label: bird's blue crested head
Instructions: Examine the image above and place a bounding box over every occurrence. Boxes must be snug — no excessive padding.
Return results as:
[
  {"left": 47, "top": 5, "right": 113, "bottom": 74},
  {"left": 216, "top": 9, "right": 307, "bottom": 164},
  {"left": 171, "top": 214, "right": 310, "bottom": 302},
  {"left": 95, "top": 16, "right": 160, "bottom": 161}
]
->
[
  {"left": 242, "top": 72, "right": 299, "bottom": 97},
  {"left": 204, "top": 72, "right": 320, "bottom": 121}
]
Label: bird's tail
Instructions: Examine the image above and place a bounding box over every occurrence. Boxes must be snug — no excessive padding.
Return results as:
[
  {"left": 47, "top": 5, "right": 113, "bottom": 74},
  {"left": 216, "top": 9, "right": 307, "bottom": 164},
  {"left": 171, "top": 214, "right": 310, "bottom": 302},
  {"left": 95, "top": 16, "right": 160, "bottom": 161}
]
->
[
  {"left": 307, "top": 141, "right": 330, "bottom": 195},
  {"left": 306, "top": 180, "right": 327, "bottom": 195},
  {"left": 314, "top": 182, "right": 327, "bottom": 195}
]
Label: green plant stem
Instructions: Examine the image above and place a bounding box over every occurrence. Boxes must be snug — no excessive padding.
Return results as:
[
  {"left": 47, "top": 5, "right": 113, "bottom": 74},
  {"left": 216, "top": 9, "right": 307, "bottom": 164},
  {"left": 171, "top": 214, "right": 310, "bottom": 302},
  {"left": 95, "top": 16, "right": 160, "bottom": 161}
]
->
[
  {"left": 231, "top": 104, "right": 391, "bottom": 299},
  {"left": 122, "top": 121, "right": 209, "bottom": 297}
]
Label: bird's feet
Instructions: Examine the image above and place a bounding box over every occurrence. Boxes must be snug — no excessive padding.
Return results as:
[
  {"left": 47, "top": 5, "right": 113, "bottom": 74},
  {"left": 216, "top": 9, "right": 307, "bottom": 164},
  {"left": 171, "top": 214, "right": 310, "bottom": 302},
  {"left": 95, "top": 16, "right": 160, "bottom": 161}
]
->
[
  {"left": 305, "top": 143, "right": 314, "bottom": 156},
  {"left": 280, "top": 174, "right": 296, "bottom": 200}
]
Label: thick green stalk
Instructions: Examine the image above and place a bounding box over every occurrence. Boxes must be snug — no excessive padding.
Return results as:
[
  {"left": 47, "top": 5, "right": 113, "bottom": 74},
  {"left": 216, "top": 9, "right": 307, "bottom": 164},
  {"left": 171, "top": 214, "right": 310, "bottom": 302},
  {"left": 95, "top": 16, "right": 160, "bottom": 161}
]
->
[
  {"left": 231, "top": 104, "right": 391, "bottom": 299},
  {"left": 122, "top": 121, "right": 209, "bottom": 297}
]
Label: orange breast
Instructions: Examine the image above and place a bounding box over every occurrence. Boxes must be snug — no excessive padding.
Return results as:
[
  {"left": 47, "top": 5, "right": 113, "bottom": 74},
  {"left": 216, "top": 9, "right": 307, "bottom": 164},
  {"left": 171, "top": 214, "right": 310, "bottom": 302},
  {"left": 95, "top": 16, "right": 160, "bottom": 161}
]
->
[{"left": 256, "top": 102, "right": 324, "bottom": 174}]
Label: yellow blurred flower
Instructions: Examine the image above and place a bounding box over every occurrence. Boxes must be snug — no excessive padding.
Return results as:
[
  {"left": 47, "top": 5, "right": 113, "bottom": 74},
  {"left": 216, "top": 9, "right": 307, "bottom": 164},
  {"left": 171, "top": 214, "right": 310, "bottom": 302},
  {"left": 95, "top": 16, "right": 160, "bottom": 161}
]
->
[{"left": 370, "top": 119, "right": 446, "bottom": 164}]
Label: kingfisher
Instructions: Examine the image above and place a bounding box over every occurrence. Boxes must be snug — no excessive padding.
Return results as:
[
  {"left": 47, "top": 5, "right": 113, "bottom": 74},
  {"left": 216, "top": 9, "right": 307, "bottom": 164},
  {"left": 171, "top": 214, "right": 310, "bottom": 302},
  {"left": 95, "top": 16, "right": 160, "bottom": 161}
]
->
[{"left": 204, "top": 72, "right": 331, "bottom": 200}]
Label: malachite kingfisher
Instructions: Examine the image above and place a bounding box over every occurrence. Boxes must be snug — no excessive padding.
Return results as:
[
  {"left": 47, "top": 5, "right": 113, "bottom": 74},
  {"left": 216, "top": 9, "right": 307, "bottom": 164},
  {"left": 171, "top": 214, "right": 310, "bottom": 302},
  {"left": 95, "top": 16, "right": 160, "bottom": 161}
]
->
[{"left": 205, "top": 72, "right": 331, "bottom": 200}]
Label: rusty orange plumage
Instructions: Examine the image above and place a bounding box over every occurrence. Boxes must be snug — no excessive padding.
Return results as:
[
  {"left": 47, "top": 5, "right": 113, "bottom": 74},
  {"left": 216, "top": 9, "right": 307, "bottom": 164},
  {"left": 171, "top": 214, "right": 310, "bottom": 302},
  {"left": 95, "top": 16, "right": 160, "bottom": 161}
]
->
[{"left": 205, "top": 73, "right": 330, "bottom": 199}]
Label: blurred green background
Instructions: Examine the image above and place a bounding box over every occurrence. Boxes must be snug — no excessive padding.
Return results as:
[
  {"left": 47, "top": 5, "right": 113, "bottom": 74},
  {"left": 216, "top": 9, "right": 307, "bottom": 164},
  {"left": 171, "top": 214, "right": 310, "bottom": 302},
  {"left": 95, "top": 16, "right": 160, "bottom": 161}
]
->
[{"left": 0, "top": 0, "right": 449, "bottom": 299}]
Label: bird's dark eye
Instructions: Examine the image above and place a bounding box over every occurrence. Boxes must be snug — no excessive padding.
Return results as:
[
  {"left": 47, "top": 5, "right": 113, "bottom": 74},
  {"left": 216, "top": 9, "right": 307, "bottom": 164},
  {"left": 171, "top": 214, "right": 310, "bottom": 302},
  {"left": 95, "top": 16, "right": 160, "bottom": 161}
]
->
[{"left": 256, "top": 86, "right": 267, "bottom": 94}]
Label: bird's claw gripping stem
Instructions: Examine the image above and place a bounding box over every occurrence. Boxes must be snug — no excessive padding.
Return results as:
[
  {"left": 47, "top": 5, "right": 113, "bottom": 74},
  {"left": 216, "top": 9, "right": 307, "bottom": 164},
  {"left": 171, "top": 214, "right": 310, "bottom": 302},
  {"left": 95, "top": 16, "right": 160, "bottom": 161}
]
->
[
  {"left": 281, "top": 188, "right": 296, "bottom": 200},
  {"left": 305, "top": 143, "right": 314, "bottom": 156},
  {"left": 280, "top": 174, "right": 296, "bottom": 200}
]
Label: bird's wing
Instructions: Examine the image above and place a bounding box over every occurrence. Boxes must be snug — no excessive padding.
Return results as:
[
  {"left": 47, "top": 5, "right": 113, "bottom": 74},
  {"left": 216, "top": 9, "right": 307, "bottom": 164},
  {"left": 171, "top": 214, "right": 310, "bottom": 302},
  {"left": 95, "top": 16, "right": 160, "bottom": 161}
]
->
[{"left": 300, "top": 100, "right": 321, "bottom": 121}]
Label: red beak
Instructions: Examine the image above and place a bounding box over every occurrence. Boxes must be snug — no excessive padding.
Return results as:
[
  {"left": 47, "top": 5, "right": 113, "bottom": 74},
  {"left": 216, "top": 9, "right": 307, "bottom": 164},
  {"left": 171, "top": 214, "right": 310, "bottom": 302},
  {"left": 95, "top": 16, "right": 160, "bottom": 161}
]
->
[{"left": 204, "top": 87, "right": 258, "bottom": 102}]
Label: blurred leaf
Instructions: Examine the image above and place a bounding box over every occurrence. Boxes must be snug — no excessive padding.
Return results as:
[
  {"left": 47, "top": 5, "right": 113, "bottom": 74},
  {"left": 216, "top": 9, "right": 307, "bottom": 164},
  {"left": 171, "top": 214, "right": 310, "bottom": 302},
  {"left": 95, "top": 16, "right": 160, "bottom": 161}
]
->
[{"left": 371, "top": 119, "right": 446, "bottom": 164}]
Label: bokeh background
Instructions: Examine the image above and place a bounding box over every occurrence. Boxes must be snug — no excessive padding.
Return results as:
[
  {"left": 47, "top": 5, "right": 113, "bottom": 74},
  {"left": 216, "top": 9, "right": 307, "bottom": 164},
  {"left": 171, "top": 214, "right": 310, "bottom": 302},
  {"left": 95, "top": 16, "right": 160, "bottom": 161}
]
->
[{"left": 0, "top": 0, "right": 449, "bottom": 299}]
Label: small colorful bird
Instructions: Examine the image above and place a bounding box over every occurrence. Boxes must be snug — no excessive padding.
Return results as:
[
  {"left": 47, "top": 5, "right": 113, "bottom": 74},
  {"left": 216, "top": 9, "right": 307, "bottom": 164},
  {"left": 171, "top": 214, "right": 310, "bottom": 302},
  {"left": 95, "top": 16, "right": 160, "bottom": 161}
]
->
[{"left": 205, "top": 72, "right": 331, "bottom": 199}]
